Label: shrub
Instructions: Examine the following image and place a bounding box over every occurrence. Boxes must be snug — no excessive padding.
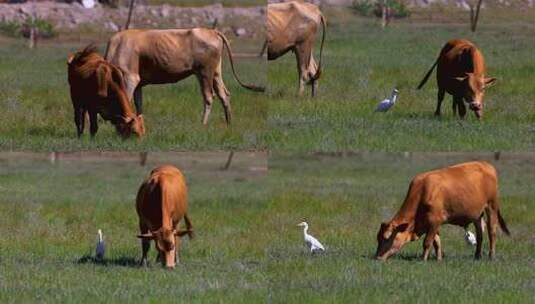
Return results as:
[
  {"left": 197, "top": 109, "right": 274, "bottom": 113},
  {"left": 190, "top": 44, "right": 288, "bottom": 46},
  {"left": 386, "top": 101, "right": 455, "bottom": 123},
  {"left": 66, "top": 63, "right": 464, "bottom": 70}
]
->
[
  {"left": 0, "top": 20, "right": 21, "bottom": 38},
  {"left": 0, "top": 17, "right": 57, "bottom": 39},
  {"left": 352, "top": 0, "right": 411, "bottom": 19}
]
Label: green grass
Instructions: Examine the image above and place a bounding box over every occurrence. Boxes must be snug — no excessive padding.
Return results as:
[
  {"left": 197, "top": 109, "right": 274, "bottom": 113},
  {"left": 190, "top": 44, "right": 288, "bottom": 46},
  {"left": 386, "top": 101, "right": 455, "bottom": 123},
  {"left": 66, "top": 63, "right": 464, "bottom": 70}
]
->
[
  {"left": 266, "top": 8, "right": 535, "bottom": 151},
  {"left": 0, "top": 152, "right": 269, "bottom": 302},
  {"left": 0, "top": 38, "right": 267, "bottom": 151},
  {"left": 1, "top": 152, "right": 533, "bottom": 302},
  {"left": 267, "top": 152, "right": 535, "bottom": 302}
]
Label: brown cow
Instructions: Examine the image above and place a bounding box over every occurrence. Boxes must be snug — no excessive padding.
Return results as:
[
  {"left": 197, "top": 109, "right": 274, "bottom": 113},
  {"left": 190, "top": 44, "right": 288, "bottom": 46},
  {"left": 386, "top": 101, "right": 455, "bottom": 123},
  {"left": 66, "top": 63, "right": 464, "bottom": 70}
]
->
[
  {"left": 67, "top": 45, "right": 145, "bottom": 138},
  {"left": 136, "top": 165, "right": 193, "bottom": 268},
  {"left": 417, "top": 39, "right": 497, "bottom": 119},
  {"left": 267, "top": 1, "right": 326, "bottom": 96},
  {"left": 105, "top": 28, "right": 264, "bottom": 125},
  {"left": 375, "top": 161, "right": 510, "bottom": 261}
]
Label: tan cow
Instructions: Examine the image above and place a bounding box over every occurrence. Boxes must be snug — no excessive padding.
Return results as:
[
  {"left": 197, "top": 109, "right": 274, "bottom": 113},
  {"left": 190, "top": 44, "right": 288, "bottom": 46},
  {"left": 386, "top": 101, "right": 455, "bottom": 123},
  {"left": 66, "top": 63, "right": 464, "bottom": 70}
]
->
[
  {"left": 375, "top": 161, "right": 510, "bottom": 261},
  {"left": 267, "top": 1, "right": 326, "bottom": 96},
  {"left": 136, "top": 165, "right": 194, "bottom": 268},
  {"left": 417, "top": 39, "right": 497, "bottom": 119},
  {"left": 67, "top": 45, "right": 145, "bottom": 138},
  {"left": 105, "top": 29, "right": 264, "bottom": 125}
]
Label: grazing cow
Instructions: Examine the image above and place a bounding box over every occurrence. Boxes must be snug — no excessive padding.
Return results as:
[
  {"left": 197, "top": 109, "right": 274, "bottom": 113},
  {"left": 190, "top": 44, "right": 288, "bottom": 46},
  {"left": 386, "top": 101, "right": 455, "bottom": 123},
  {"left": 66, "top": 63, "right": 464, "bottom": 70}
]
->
[
  {"left": 267, "top": 1, "right": 326, "bottom": 96},
  {"left": 375, "top": 161, "right": 510, "bottom": 261},
  {"left": 136, "top": 165, "right": 194, "bottom": 269},
  {"left": 417, "top": 39, "right": 497, "bottom": 119},
  {"left": 67, "top": 45, "right": 145, "bottom": 138},
  {"left": 105, "top": 29, "right": 264, "bottom": 125}
]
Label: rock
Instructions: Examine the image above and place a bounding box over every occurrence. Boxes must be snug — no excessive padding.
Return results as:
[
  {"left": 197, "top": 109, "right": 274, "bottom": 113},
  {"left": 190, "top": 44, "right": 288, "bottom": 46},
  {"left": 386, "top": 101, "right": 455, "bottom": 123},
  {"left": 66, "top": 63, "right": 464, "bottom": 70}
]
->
[
  {"left": 234, "top": 27, "right": 246, "bottom": 36},
  {"left": 81, "top": 0, "right": 95, "bottom": 9},
  {"left": 105, "top": 21, "right": 118, "bottom": 31},
  {"left": 160, "top": 5, "right": 170, "bottom": 18}
]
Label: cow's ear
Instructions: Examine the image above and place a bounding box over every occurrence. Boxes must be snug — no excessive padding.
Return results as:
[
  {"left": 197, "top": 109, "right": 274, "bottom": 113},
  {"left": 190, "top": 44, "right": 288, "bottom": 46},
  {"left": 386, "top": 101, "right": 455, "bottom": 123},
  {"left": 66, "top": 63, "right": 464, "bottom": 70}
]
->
[
  {"left": 137, "top": 232, "right": 155, "bottom": 240},
  {"left": 382, "top": 223, "right": 393, "bottom": 239},
  {"left": 67, "top": 53, "right": 75, "bottom": 65},
  {"left": 96, "top": 65, "right": 111, "bottom": 97},
  {"left": 484, "top": 77, "right": 497, "bottom": 88}
]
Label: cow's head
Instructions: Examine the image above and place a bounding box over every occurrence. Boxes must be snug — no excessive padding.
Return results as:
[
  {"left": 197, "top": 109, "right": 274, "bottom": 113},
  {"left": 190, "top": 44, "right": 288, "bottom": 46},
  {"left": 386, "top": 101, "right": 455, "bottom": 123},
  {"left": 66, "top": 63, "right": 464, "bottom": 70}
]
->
[
  {"left": 453, "top": 73, "right": 497, "bottom": 119},
  {"left": 375, "top": 221, "right": 412, "bottom": 261},
  {"left": 137, "top": 228, "right": 185, "bottom": 269},
  {"left": 115, "top": 115, "right": 145, "bottom": 138}
]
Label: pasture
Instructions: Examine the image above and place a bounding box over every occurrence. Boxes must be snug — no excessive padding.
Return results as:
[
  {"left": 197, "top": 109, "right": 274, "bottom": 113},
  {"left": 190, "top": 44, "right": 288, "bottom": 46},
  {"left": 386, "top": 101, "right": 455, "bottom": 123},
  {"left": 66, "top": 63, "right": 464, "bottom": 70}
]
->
[
  {"left": 267, "top": 152, "right": 535, "bottom": 302},
  {"left": 1, "top": 152, "right": 534, "bottom": 302},
  {"left": 0, "top": 152, "right": 269, "bottom": 302},
  {"left": 0, "top": 32, "right": 267, "bottom": 151},
  {"left": 267, "top": 7, "right": 535, "bottom": 151}
]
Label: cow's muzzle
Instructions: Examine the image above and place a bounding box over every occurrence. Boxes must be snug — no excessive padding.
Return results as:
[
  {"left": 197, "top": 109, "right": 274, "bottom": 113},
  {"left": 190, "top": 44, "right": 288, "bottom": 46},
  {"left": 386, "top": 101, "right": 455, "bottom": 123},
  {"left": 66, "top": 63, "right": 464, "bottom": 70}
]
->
[{"left": 468, "top": 102, "right": 483, "bottom": 119}]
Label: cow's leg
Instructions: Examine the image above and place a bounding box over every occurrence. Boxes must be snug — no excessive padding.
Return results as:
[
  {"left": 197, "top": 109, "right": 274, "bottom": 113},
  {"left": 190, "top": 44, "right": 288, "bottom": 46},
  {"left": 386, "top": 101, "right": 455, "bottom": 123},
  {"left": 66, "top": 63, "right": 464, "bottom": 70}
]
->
[
  {"left": 134, "top": 86, "right": 143, "bottom": 115},
  {"left": 197, "top": 73, "right": 215, "bottom": 125},
  {"left": 88, "top": 110, "right": 98, "bottom": 138},
  {"left": 452, "top": 97, "right": 458, "bottom": 116},
  {"left": 422, "top": 226, "right": 439, "bottom": 261},
  {"left": 74, "top": 106, "right": 85, "bottom": 137},
  {"left": 214, "top": 67, "right": 232, "bottom": 125},
  {"left": 174, "top": 236, "right": 181, "bottom": 264},
  {"left": 485, "top": 207, "right": 498, "bottom": 260},
  {"left": 433, "top": 234, "right": 443, "bottom": 261},
  {"left": 311, "top": 78, "right": 318, "bottom": 97},
  {"left": 435, "top": 89, "right": 445, "bottom": 116},
  {"left": 295, "top": 42, "right": 313, "bottom": 97},
  {"left": 139, "top": 223, "right": 150, "bottom": 267},
  {"left": 474, "top": 216, "right": 484, "bottom": 260},
  {"left": 124, "top": 73, "right": 141, "bottom": 112},
  {"left": 454, "top": 96, "right": 467, "bottom": 119}
]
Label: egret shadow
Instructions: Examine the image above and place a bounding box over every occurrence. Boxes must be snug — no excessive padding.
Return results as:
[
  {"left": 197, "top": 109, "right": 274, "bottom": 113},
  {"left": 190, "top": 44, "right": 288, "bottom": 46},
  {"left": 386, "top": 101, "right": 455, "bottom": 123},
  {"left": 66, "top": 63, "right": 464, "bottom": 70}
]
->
[{"left": 77, "top": 255, "right": 139, "bottom": 267}]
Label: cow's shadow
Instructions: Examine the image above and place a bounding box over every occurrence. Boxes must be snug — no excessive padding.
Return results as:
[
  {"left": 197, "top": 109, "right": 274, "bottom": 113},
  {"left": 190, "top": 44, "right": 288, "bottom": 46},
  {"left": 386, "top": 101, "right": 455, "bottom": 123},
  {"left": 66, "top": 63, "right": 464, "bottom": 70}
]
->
[{"left": 77, "top": 255, "right": 139, "bottom": 267}]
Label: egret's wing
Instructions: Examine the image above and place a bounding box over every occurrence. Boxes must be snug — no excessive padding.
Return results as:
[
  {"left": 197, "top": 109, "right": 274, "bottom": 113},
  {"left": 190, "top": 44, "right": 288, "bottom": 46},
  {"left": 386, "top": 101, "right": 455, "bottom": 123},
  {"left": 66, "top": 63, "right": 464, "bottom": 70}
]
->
[
  {"left": 375, "top": 99, "right": 391, "bottom": 112},
  {"left": 306, "top": 235, "right": 325, "bottom": 251}
]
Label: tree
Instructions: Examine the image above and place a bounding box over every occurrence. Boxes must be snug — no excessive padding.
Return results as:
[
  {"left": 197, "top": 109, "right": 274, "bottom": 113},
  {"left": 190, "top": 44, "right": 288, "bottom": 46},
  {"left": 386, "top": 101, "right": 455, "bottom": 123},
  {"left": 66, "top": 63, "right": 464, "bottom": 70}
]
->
[
  {"left": 469, "top": 0, "right": 484, "bottom": 32},
  {"left": 125, "top": 0, "right": 136, "bottom": 30}
]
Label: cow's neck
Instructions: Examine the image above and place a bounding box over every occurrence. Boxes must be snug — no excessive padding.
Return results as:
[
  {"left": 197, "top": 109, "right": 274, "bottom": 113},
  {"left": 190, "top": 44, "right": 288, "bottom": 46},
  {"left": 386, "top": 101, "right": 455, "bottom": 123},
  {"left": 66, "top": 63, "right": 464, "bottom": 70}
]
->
[{"left": 114, "top": 86, "right": 136, "bottom": 120}]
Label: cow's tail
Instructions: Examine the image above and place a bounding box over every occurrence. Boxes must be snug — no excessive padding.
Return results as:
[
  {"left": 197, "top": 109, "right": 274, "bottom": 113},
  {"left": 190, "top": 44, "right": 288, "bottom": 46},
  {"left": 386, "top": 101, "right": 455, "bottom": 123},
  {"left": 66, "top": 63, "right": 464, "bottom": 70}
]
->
[
  {"left": 417, "top": 56, "right": 439, "bottom": 90},
  {"left": 311, "top": 14, "right": 326, "bottom": 82},
  {"left": 216, "top": 31, "right": 265, "bottom": 92},
  {"left": 497, "top": 209, "right": 511, "bottom": 236}
]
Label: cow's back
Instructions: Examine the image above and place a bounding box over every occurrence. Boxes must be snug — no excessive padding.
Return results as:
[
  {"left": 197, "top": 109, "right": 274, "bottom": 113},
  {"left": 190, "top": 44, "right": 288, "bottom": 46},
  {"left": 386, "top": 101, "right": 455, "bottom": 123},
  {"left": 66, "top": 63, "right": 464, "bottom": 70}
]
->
[
  {"left": 267, "top": 1, "right": 322, "bottom": 49},
  {"left": 106, "top": 29, "right": 223, "bottom": 83},
  {"left": 437, "top": 39, "right": 486, "bottom": 85},
  {"left": 136, "top": 165, "right": 188, "bottom": 230},
  {"left": 419, "top": 161, "right": 497, "bottom": 224}
]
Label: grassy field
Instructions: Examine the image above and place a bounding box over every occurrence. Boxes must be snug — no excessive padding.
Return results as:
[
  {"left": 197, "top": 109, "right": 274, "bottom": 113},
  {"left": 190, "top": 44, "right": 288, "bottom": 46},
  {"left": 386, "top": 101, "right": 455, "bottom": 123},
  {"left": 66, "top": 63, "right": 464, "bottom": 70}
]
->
[
  {"left": 267, "top": 152, "right": 535, "bottom": 302},
  {"left": 0, "top": 152, "right": 269, "bottom": 302},
  {"left": 1, "top": 152, "right": 533, "bottom": 302},
  {"left": 266, "top": 8, "right": 535, "bottom": 151},
  {"left": 0, "top": 33, "right": 267, "bottom": 151}
]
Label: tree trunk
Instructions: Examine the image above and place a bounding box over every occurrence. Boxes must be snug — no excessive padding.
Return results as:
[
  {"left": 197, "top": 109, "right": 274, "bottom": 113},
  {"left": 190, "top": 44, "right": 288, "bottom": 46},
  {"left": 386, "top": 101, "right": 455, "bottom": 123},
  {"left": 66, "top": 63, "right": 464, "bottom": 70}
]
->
[
  {"left": 470, "top": 0, "right": 484, "bottom": 32},
  {"left": 125, "top": 0, "right": 136, "bottom": 30},
  {"left": 381, "top": 0, "right": 387, "bottom": 29},
  {"left": 222, "top": 151, "right": 235, "bottom": 170}
]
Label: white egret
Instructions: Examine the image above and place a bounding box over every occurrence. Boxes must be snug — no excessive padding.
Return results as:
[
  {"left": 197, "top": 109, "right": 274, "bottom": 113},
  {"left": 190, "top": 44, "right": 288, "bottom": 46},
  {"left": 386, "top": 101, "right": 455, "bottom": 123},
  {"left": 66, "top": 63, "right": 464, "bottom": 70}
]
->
[
  {"left": 297, "top": 222, "right": 325, "bottom": 253},
  {"left": 464, "top": 230, "right": 476, "bottom": 246},
  {"left": 375, "top": 88, "right": 399, "bottom": 112},
  {"left": 95, "top": 229, "right": 105, "bottom": 260}
]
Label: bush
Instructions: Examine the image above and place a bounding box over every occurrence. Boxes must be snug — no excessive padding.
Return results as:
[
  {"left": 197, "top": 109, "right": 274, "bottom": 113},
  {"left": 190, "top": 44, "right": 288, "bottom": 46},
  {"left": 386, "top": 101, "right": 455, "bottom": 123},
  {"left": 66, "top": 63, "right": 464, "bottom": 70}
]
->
[
  {"left": 0, "top": 20, "right": 21, "bottom": 37},
  {"left": 352, "top": 0, "right": 411, "bottom": 19},
  {"left": 352, "top": 0, "right": 376, "bottom": 16},
  {"left": 0, "top": 17, "right": 57, "bottom": 39}
]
